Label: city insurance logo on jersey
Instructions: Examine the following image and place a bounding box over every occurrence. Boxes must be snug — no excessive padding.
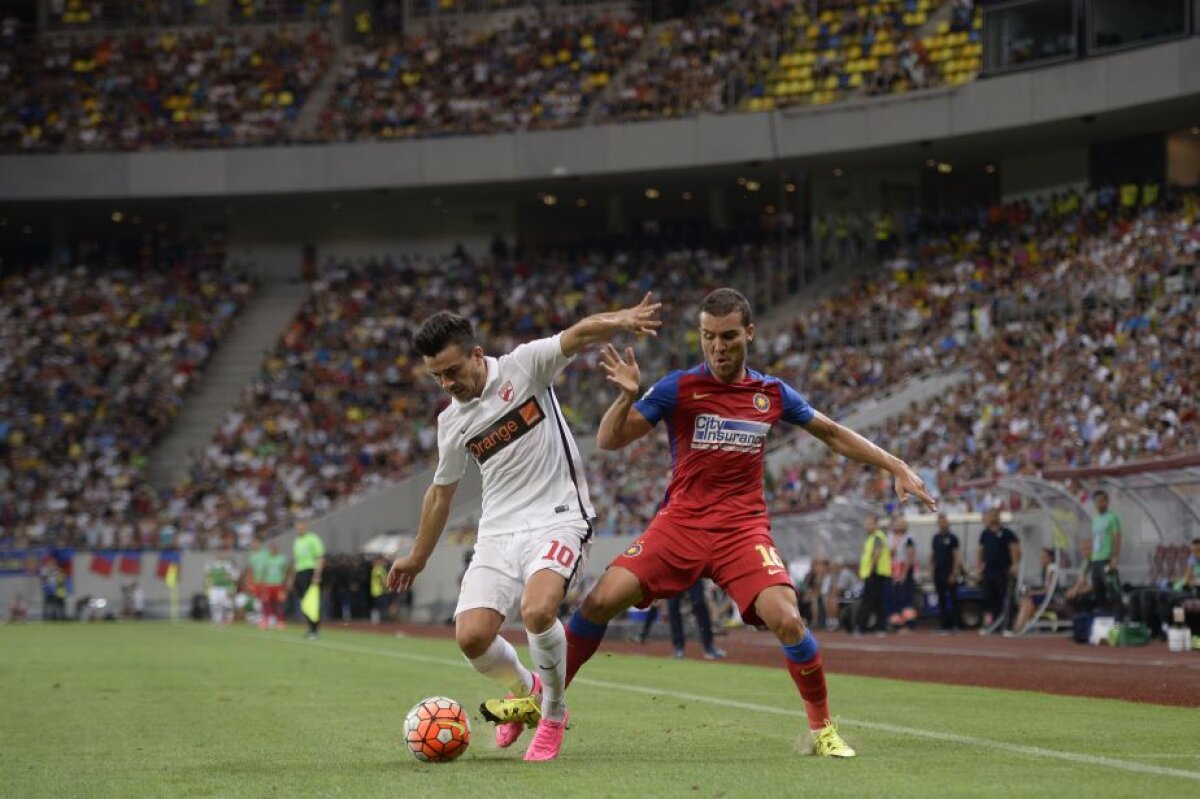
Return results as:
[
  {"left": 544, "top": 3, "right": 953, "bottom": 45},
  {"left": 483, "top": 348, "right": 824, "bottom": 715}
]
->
[{"left": 691, "top": 414, "right": 770, "bottom": 453}]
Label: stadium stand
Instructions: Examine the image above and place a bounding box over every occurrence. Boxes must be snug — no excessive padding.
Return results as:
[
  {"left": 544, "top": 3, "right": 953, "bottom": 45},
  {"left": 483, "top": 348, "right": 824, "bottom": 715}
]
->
[
  {"left": 4, "top": 1, "right": 987, "bottom": 151},
  {"left": 0, "top": 236, "right": 255, "bottom": 550},
  {"left": 0, "top": 27, "right": 332, "bottom": 152},
  {"left": 589, "top": 188, "right": 1198, "bottom": 530},
  {"left": 316, "top": 13, "right": 643, "bottom": 140},
  {"left": 158, "top": 237, "right": 802, "bottom": 545},
  {"left": 740, "top": 0, "right": 982, "bottom": 112},
  {"left": 597, "top": 0, "right": 790, "bottom": 123}
]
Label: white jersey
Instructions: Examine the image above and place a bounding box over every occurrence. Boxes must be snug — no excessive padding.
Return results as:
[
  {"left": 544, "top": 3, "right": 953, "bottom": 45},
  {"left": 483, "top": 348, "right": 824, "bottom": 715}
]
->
[{"left": 433, "top": 334, "right": 595, "bottom": 537}]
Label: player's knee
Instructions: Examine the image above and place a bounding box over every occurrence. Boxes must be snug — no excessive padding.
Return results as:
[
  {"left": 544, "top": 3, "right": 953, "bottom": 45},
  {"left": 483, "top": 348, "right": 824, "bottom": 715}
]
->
[
  {"left": 580, "top": 589, "right": 624, "bottom": 624},
  {"left": 455, "top": 626, "right": 493, "bottom": 659},
  {"left": 772, "top": 608, "right": 808, "bottom": 644},
  {"left": 520, "top": 598, "right": 557, "bottom": 633}
]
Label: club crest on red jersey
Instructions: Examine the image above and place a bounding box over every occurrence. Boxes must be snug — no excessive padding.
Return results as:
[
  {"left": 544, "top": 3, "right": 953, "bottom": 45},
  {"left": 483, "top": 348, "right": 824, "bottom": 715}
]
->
[
  {"left": 623, "top": 542, "right": 644, "bottom": 558},
  {"left": 499, "top": 381, "right": 514, "bottom": 402},
  {"left": 753, "top": 393, "right": 770, "bottom": 413}
]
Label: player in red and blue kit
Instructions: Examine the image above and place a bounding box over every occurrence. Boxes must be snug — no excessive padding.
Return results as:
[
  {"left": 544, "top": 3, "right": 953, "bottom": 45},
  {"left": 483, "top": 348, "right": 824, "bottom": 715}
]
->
[{"left": 484, "top": 288, "right": 937, "bottom": 758}]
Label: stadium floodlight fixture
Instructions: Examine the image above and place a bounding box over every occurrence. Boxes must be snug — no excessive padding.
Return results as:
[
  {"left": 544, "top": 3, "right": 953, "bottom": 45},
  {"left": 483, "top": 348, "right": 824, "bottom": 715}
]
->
[
  {"left": 785, "top": 183, "right": 797, "bottom": 193},
  {"left": 985, "top": 164, "right": 996, "bottom": 174},
  {"left": 745, "top": 181, "right": 761, "bottom": 192},
  {"left": 645, "top": 188, "right": 660, "bottom": 199},
  {"left": 682, "top": 191, "right": 694, "bottom": 201},
  {"left": 575, "top": 198, "right": 588, "bottom": 208},
  {"left": 937, "top": 162, "right": 953, "bottom": 174},
  {"left": 542, "top": 194, "right": 558, "bottom": 206},
  {"left": 832, "top": 168, "right": 844, "bottom": 177},
  {"left": 111, "top": 211, "right": 124, "bottom": 223}
]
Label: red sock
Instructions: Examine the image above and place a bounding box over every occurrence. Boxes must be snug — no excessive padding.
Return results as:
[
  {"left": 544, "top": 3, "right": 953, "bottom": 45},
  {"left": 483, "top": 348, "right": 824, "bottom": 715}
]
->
[
  {"left": 564, "top": 612, "right": 607, "bottom": 687},
  {"left": 785, "top": 653, "right": 831, "bottom": 731}
]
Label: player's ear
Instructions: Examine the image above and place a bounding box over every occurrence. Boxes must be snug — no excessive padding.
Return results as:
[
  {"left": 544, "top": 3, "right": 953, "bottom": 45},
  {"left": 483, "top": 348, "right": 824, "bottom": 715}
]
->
[{"left": 745, "top": 323, "right": 755, "bottom": 343}]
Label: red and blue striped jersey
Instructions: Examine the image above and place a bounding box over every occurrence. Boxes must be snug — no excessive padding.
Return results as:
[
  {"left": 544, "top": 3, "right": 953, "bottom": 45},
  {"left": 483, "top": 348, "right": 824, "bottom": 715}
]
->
[{"left": 633, "top": 363, "right": 815, "bottom": 528}]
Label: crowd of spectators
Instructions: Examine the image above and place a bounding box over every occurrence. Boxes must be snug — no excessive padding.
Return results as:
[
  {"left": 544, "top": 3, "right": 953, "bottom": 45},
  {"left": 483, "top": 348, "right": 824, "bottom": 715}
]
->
[
  {"left": 158, "top": 236, "right": 797, "bottom": 545},
  {"left": 316, "top": 13, "right": 643, "bottom": 140},
  {"left": 769, "top": 188, "right": 1198, "bottom": 513},
  {"left": 0, "top": 236, "right": 255, "bottom": 550},
  {"left": 742, "top": 0, "right": 981, "bottom": 111},
  {"left": 5, "top": 2, "right": 989, "bottom": 152},
  {"left": 585, "top": 188, "right": 1197, "bottom": 534},
  {"left": 598, "top": 0, "right": 789, "bottom": 123},
  {"left": 2, "top": 188, "right": 1192, "bottom": 551},
  {"left": 0, "top": 27, "right": 331, "bottom": 152}
]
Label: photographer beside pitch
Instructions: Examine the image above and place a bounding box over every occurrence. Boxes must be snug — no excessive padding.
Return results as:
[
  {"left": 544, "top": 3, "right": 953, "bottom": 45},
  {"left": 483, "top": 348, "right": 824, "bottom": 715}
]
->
[{"left": 387, "top": 295, "right": 661, "bottom": 762}]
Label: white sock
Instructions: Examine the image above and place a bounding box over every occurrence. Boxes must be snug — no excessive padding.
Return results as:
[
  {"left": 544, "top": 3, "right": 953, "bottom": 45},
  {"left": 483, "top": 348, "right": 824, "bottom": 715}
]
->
[
  {"left": 527, "top": 620, "right": 568, "bottom": 722},
  {"left": 466, "top": 636, "right": 534, "bottom": 697}
]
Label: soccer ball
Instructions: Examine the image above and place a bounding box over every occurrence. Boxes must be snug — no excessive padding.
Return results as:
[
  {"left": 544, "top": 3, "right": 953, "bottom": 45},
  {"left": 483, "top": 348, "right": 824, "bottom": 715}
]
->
[{"left": 404, "top": 696, "right": 471, "bottom": 763}]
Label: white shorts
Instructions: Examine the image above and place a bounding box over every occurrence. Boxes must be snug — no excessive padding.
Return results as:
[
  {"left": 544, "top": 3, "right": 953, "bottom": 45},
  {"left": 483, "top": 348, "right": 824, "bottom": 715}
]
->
[
  {"left": 454, "top": 520, "right": 592, "bottom": 620},
  {"left": 207, "top": 587, "right": 230, "bottom": 608}
]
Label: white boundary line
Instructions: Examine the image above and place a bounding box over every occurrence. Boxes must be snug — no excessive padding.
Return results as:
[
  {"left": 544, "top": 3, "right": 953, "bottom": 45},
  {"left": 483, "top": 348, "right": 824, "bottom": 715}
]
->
[{"left": 217, "top": 629, "right": 1200, "bottom": 783}]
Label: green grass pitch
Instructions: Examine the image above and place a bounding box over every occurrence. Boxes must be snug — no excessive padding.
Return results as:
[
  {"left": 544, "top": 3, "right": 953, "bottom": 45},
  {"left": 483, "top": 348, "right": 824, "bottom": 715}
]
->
[{"left": 1, "top": 624, "right": 1196, "bottom": 798}]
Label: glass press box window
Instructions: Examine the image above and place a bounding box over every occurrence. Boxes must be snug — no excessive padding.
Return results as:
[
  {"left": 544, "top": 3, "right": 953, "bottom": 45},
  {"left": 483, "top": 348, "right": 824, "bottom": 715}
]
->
[
  {"left": 982, "top": 0, "right": 1081, "bottom": 74},
  {"left": 1087, "top": 0, "right": 1191, "bottom": 53}
]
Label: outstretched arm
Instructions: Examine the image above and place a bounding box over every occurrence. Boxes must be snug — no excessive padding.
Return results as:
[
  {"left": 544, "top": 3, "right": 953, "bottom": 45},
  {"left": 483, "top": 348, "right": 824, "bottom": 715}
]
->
[
  {"left": 559, "top": 293, "right": 662, "bottom": 357},
  {"left": 802, "top": 411, "right": 937, "bottom": 511},
  {"left": 387, "top": 481, "right": 459, "bottom": 592},
  {"left": 596, "top": 344, "right": 654, "bottom": 450}
]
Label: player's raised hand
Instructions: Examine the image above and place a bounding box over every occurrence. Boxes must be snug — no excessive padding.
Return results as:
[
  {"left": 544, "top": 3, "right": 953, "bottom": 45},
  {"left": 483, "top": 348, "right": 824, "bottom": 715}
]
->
[
  {"left": 387, "top": 553, "right": 426, "bottom": 593},
  {"left": 599, "top": 343, "right": 641, "bottom": 395},
  {"left": 613, "top": 292, "right": 663, "bottom": 338},
  {"left": 893, "top": 462, "right": 937, "bottom": 512}
]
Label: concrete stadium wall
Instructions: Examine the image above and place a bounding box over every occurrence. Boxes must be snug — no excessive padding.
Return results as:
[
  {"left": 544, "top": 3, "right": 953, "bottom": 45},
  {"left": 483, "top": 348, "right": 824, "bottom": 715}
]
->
[{"left": 2, "top": 38, "right": 1197, "bottom": 201}]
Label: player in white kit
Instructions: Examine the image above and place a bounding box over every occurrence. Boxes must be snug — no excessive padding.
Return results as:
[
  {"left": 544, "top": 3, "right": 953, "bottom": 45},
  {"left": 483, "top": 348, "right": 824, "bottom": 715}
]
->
[{"left": 388, "top": 295, "right": 661, "bottom": 762}]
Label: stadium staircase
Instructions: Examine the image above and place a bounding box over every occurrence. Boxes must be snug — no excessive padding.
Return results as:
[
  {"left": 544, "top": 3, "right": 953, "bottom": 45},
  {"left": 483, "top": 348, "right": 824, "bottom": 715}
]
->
[
  {"left": 290, "top": 47, "right": 349, "bottom": 140},
  {"left": 147, "top": 281, "right": 311, "bottom": 487},
  {"left": 585, "top": 16, "right": 671, "bottom": 125},
  {"left": 765, "top": 366, "right": 968, "bottom": 474}
]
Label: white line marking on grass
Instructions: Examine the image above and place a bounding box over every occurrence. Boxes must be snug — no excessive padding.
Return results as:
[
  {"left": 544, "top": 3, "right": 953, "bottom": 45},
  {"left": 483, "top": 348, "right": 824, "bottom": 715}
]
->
[{"left": 215, "top": 629, "right": 1200, "bottom": 783}]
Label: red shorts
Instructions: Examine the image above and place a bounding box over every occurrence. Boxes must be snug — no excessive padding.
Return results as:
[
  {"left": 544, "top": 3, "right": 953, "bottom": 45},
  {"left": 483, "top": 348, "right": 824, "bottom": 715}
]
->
[
  {"left": 256, "top": 585, "right": 285, "bottom": 604},
  {"left": 611, "top": 511, "right": 794, "bottom": 627}
]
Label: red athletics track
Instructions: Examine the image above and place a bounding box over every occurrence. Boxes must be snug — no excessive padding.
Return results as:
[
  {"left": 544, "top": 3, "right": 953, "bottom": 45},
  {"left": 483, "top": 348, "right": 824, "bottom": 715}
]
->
[{"left": 349, "top": 622, "right": 1200, "bottom": 708}]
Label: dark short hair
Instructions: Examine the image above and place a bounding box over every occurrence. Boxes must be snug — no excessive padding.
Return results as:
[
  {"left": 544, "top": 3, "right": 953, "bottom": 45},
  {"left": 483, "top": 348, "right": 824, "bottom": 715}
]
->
[
  {"left": 414, "top": 311, "right": 476, "bottom": 358},
  {"left": 1041, "top": 547, "right": 1055, "bottom": 559},
  {"left": 699, "top": 288, "right": 752, "bottom": 327},
  {"left": 1093, "top": 489, "right": 1108, "bottom": 500}
]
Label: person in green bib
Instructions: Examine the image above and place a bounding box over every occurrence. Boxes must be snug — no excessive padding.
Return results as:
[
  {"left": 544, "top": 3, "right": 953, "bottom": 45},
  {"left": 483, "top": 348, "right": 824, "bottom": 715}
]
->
[
  {"left": 369, "top": 555, "right": 388, "bottom": 626},
  {"left": 246, "top": 539, "right": 271, "bottom": 630},
  {"left": 261, "top": 543, "right": 290, "bottom": 630},
  {"left": 291, "top": 522, "right": 326, "bottom": 640},
  {"left": 856, "top": 514, "right": 891, "bottom": 635},
  {"left": 1089, "top": 490, "right": 1122, "bottom": 613}
]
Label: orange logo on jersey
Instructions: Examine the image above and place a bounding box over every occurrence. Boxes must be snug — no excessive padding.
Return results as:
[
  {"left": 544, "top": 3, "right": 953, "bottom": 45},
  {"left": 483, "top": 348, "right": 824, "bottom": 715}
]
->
[
  {"left": 753, "top": 393, "right": 770, "bottom": 412},
  {"left": 623, "top": 542, "right": 644, "bottom": 558},
  {"left": 466, "top": 397, "right": 544, "bottom": 464},
  {"left": 518, "top": 398, "right": 543, "bottom": 426}
]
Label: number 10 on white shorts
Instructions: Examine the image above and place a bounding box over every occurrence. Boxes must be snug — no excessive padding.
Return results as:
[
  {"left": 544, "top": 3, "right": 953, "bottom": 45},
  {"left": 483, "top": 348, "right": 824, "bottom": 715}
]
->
[{"left": 454, "top": 520, "right": 592, "bottom": 619}]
